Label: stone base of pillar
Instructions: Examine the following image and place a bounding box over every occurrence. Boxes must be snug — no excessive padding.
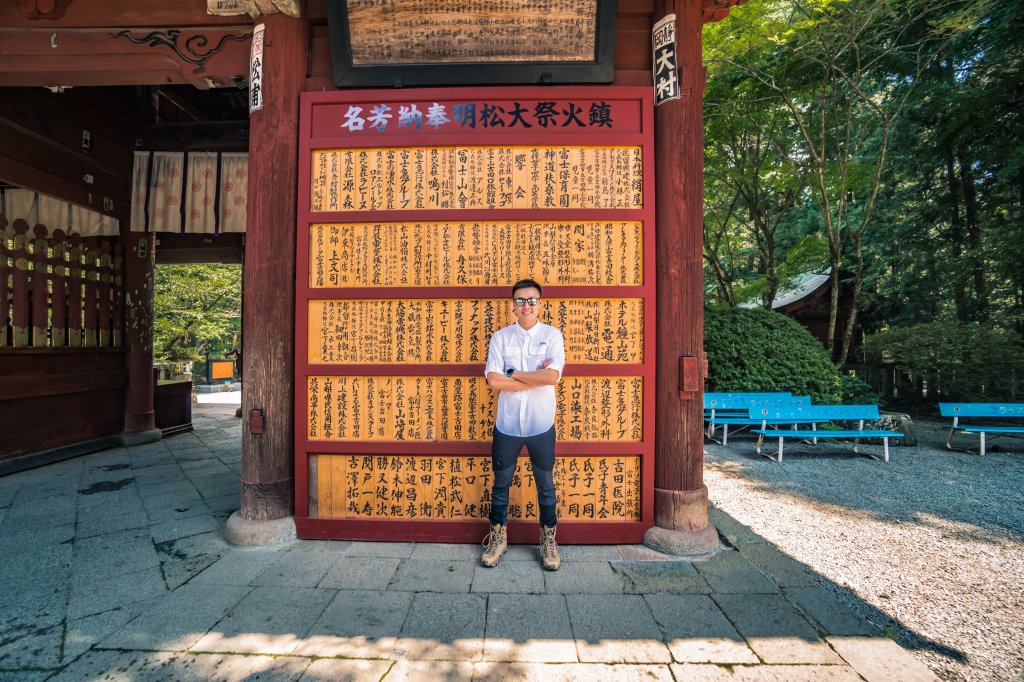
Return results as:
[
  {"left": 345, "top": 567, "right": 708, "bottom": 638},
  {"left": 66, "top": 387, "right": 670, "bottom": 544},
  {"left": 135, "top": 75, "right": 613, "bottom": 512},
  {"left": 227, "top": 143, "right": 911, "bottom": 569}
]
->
[
  {"left": 644, "top": 523, "right": 722, "bottom": 556},
  {"left": 225, "top": 510, "right": 296, "bottom": 547},
  {"left": 120, "top": 429, "right": 161, "bottom": 447},
  {"left": 124, "top": 411, "right": 156, "bottom": 433},
  {"left": 644, "top": 485, "right": 723, "bottom": 556}
]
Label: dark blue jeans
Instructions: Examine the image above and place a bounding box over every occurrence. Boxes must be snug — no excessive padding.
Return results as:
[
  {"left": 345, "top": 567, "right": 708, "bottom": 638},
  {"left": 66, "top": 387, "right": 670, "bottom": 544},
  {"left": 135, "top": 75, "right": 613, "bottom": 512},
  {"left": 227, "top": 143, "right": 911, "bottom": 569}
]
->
[{"left": 489, "top": 426, "right": 557, "bottom": 528}]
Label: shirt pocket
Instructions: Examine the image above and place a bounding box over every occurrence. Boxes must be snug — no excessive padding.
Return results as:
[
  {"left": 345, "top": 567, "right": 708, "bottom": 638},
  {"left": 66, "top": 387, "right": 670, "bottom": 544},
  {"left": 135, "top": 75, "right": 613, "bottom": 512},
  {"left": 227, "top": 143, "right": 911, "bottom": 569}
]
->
[
  {"left": 502, "top": 352, "right": 520, "bottom": 371},
  {"left": 527, "top": 352, "right": 548, "bottom": 371}
]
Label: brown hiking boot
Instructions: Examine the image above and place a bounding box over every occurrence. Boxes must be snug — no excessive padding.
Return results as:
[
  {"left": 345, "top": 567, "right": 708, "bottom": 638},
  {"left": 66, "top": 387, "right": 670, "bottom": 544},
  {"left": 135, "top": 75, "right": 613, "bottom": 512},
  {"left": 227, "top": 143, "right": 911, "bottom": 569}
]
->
[
  {"left": 540, "top": 525, "right": 560, "bottom": 571},
  {"left": 481, "top": 523, "right": 507, "bottom": 567}
]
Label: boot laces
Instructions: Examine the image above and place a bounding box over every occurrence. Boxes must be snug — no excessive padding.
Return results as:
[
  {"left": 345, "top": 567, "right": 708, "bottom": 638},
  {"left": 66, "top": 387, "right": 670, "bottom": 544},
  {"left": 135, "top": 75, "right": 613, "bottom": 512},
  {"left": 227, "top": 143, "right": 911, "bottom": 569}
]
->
[{"left": 541, "top": 528, "right": 557, "bottom": 558}]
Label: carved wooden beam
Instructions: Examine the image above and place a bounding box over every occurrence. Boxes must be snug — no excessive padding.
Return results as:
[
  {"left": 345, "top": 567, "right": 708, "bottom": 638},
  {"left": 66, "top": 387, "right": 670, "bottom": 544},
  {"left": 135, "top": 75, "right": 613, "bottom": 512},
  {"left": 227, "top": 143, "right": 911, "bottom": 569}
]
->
[
  {"left": 16, "top": 0, "right": 73, "bottom": 21},
  {"left": 702, "top": 0, "right": 747, "bottom": 23},
  {"left": 244, "top": 0, "right": 301, "bottom": 19}
]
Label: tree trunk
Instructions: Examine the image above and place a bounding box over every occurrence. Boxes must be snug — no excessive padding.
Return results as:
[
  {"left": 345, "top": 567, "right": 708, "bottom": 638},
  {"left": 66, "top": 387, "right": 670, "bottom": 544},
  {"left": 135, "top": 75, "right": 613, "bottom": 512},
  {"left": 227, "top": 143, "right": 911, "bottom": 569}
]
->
[
  {"left": 944, "top": 145, "right": 967, "bottom": 321},
  {"left": 957, "top": 147, "right": 987, "bottom": 321}
]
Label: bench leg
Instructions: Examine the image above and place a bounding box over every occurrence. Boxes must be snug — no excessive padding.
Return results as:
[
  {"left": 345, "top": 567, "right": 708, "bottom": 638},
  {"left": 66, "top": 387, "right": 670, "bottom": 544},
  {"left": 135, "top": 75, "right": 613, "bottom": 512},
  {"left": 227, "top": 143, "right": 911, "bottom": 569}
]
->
[
  {"left": 946, "top": 429, "right": 957, "bottom": 450},
  {"left": 883, "top": 437, "right": 889, "bottom": 463},
  {"left": 812, "top": 422, "right": 818, "bottom": 445},
  {"left": 980, "top": 432, "right": 986, "bottom": 457},
  {"left": 853, "top": 437, "right": 860, "bottom": 455},
  {"left": 722, "top": 424, "right": 730, "bottom": 446},
  {"left": 755, "top": 432, "right": 764, "bottom": 455},
  {"left": 777, "top": 437, "right": 784, "bottom": 463}
]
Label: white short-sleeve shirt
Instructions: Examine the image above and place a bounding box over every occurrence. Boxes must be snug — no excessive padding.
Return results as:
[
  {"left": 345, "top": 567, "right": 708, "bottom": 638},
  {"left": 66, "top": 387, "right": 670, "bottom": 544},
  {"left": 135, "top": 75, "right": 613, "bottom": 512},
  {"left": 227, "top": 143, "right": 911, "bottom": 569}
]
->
[{"left": 484, "top": 321, "right": 566, "bottom": 437}]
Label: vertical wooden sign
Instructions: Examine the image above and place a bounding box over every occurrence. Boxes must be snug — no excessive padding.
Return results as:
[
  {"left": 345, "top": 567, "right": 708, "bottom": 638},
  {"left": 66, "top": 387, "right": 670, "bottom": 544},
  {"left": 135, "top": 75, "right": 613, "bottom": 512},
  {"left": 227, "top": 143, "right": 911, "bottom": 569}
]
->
[{"left": 296, "top": 86, "right": 655, "bottom": 544}]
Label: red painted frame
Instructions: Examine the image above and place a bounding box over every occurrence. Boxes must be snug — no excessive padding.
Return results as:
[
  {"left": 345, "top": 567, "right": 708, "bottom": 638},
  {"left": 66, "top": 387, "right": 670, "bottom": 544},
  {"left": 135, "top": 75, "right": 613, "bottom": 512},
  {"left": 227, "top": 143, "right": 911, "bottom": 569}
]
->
[{"left": 295, "top": 86, "right": 656, "bottom": 544}]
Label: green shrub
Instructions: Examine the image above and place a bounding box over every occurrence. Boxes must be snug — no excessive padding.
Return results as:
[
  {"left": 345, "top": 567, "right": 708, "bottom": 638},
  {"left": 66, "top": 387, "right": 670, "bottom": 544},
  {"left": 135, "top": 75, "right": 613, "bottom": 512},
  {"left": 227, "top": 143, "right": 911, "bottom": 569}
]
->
[
  {"left": 704, "top": 306, "right": 842, "bottom": 403},
  {"left": 840, "top": 374, "right": 881, "bottom": 405},
  {"left": 864, "top": 321, "right": 1024, "bottom": 401}
]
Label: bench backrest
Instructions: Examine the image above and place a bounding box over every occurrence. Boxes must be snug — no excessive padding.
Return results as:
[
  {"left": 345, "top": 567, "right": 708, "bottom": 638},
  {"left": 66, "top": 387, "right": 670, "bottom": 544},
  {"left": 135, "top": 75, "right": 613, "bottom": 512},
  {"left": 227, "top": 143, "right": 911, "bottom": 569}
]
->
[
  {"left": 705, "top": 392, "right": 794, "bottom": 410},
  {"left": 750, "top": 404, "right": 881, "bottom": 421},
  {"left": 939, "top": 403, "right": 1024, "bottom": 418}
]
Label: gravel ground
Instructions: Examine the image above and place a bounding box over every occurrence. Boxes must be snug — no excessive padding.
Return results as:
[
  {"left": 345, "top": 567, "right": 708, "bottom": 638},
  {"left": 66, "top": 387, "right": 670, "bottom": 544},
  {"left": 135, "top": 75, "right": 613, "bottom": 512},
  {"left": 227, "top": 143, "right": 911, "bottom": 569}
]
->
[{"left": 704, "top": 420, "right": 1024, "bottom": 682}]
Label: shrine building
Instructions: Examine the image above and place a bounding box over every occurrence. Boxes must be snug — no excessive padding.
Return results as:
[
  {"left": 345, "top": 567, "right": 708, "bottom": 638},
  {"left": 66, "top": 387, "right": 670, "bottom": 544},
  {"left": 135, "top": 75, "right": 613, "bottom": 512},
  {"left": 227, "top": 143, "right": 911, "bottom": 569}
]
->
[{"left": 0, "top": 0, "right": 743, "bottom": 551}]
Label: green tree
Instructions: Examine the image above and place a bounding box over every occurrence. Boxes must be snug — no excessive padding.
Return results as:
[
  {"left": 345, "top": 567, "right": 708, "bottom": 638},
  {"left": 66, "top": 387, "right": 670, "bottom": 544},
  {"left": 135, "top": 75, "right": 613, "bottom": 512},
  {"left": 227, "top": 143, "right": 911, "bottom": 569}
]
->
[{"left": 153, "top": 264, "right": 242, "bottom": 367}]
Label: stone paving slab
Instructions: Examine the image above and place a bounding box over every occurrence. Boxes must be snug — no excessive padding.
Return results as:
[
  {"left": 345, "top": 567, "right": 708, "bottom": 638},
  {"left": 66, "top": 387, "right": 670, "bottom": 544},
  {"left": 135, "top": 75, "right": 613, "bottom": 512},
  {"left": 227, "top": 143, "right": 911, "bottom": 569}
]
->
[
  {"left": 611, "top": 560, "right": 713, "bottom": 594},
  {"left": 471, "top": 557, "right": 546, "bottom": 594},
  {"left": 48, "top": 650, "right": 311, "bottom": 681},
  {"left": 566, "top": 594, "right": 671, "bottom": 663},
  {"left": 293, "top": 589, "right": 413, "bottom": 659},
  {"left": 300, "top": 658, "right": 393, "bottom": 681},
  {"left": 472, "top": 662, "right": 676, "bottom": 680},
  {"left": 712, "top": 593, "right": 844, "bottom": 665},
  {"left": 785, "top": 586, "right": 881, "bottom": 636},
  {"left": 394, "top": 592, "right": 487, "bottom": 661},
  {"left": 189, "top": 547, "right": 282, "bottom": 585},
  {"left": 252, "top": 544, "right": 337, "bottom": 588},
  {"left": 645, "top": 594, "right": 759, "bottom": 664},
  {"left": 381, "top": 661, "right": 475, "bottom": 681},
  {"left": 737, "top": 543, "right": 820, "bottom": 588},
  {"left": 67, "top": 565, "right": 168, "bottom": 620},
  {"left": 190, "top": 586, "right": 335, "bottom": 656},
  {"left": 387, "top": 558, "right": 476, "bottom": 593},
  {"left": 827, "top": 636, "right": 941, "bottom": 681},
  {"left": 669, "top": 663, "right": 863, "bottom": 681},
  {"left": 342, "top": 540, "right": 415, "bottom": 558},
  {"left": 483, "top": 594, "right": 577, "bottom": 662},
  {"left": 317, "top": 556, "right": 402, "bottom": 590},
  {"left": 693, "top": 550, "right": 779, "bottom": 594},
  {"left": 543, "top": 561, "right": 624, "bottom": 594},
  {"left": 97, "top": 583, "right": 251, "bottom": 651}
]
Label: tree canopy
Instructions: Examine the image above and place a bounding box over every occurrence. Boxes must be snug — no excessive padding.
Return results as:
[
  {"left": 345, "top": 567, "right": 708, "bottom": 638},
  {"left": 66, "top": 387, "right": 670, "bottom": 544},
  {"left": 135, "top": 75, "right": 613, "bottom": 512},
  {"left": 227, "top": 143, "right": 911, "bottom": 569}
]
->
[
  {"left": 153, "top": 264, "right": 242, "bottom": 369},
  {"left": 704, "top": 0, "right": 1023, "bottom": 364}
]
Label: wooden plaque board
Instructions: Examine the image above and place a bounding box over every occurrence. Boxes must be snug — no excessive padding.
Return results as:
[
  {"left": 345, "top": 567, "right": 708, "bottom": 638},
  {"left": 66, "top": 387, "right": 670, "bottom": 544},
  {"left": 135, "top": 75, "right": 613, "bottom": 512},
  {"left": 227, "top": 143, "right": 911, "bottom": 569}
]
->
[{"left": 296, "top": 86, "right": 655, "bottom": 544}]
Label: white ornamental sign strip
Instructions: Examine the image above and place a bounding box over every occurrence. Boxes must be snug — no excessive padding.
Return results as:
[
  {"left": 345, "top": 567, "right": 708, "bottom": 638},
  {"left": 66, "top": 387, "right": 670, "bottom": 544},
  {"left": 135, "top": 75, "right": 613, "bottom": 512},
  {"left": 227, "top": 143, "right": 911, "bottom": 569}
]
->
[
  {"left": 249, "top": 23, "right": 265, "bottom": 114},
  {"left": 652, "top": 14, "right": 680, "bottom": 106}
]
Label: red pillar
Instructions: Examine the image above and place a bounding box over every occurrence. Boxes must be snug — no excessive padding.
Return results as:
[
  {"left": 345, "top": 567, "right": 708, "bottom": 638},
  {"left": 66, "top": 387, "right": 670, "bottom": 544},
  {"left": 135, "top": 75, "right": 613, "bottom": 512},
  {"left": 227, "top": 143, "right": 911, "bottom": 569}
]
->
[
  {"left": 239, "top": 14, "right": 307, "bottom": 522},
  {"left": 646, "top": 0, "right": 719, "bottom": 554},
  {"left": 122, "top": 230, "right": 157, "bottom": 434}
]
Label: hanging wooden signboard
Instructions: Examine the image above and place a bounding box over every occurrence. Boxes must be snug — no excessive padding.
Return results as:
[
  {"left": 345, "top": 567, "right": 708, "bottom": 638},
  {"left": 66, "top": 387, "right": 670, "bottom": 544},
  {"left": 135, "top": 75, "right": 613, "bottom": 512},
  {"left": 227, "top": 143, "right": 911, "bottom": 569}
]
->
[{"left": 296, "top": 86, "right": 654, "bottom": 543}]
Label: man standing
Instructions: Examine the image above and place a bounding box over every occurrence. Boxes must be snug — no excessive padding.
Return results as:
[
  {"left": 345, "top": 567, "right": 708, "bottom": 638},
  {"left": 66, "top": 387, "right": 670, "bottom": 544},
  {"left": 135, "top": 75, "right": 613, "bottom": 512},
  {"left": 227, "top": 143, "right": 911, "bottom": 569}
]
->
[{"left": 482, "top": 278, "right": 566, "bottom": 570}]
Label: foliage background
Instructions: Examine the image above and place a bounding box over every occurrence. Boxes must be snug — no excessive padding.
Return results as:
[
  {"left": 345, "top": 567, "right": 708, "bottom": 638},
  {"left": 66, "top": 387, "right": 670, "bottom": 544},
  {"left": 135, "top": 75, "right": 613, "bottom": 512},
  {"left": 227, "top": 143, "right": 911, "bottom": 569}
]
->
[
  {"left": 153, "top": 265, "right": 242, "bottom": 376},
  {"left": 702, "top": 0, "right": 1024, "bottom": 378}
]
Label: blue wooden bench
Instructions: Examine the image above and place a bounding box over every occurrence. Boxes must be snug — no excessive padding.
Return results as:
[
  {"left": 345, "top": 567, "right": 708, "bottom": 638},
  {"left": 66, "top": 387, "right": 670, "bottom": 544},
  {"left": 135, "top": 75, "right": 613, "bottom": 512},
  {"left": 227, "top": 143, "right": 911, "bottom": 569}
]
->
[
  {"left": 751, "top": 405, "right": 904, "bottom": 462},
  {"left": 704, "top": 394, "right": 814, "bottom": 445},
  {"left": 939, "top": 403, "right": 1024, "bottom": 456}
]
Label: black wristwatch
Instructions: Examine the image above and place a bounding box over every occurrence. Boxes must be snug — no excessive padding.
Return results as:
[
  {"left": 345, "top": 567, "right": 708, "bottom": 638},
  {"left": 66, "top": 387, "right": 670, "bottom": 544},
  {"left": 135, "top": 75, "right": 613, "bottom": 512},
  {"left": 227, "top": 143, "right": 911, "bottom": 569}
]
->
[{"left": 505, "top": 368, "right": 515, "bottom": 378}]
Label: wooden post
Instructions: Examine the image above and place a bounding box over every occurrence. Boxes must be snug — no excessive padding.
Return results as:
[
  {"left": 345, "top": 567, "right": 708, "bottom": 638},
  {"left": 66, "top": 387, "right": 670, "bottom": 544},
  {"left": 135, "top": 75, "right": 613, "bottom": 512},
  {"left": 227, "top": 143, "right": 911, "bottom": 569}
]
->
[
  {"left": 98, "top": 241, "right": 112, "bottom": 347},
  {"left": 11, "top": 219, "right": 30, "bottom": 347},
  {"left": 645, "top": 0, "right": 719, "bottom": 553},
  {"left": 112, "top": 244, "right": 124, "bottom": 347},
  {"left": 0, "top": 215, "right": 10, "bottom": 347},
  {"left": 239, "top": 14, "right": 308, "bottom": 522},
  {"left": 51, "top": 229, "right": 68, "bottom": 348},
  {"left": 67, "top": 234, "right": 84, "bottom": 347},
  {"left": 122, "top": 230, "right": 156, "bottom": 433},
  {"left": 82, "top": 238, "right": 99, "bottom": 347},
  {"left": 30, "top": 224, "right": 49, "bottom": 347}
]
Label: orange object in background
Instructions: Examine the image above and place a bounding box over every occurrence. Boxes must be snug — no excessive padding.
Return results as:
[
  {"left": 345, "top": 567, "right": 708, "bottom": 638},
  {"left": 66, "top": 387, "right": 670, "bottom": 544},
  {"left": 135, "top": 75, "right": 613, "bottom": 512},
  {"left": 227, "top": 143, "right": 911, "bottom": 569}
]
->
[{"left": 210, "top": 360, "right": 234, "bottom": 380}]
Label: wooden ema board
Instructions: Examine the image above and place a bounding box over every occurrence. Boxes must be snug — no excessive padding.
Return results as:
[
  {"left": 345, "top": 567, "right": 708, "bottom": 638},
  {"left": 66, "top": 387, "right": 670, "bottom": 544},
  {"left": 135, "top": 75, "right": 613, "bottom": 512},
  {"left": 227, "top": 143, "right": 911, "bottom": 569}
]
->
[
  {"left": 307, "top": 376, "right": 643, "bottom": 442},
  {"left": 310, "top": 146, "right": 643, "bottom": 212},
  {"left": 296, "top": 87, "right": 655, "bottom": 544},
  {"left": 309, "top": 221, "right": 643, "bottom": 288},
  {"left": 307, "top": 298, "right": 644, "bottom": 364},
  {"left": 346, "top": 0, "right": 599, "bottom": 65},
  {"left": 312, "top": 455, "right": 641, "bottom": 521}
]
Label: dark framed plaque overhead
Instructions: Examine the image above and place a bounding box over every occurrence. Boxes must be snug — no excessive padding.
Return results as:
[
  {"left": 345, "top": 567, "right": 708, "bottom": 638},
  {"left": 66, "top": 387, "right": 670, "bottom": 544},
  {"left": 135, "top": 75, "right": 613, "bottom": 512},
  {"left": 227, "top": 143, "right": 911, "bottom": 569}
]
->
[{"left": 326, "top": 0, "right": 617, "bottom": 88}]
